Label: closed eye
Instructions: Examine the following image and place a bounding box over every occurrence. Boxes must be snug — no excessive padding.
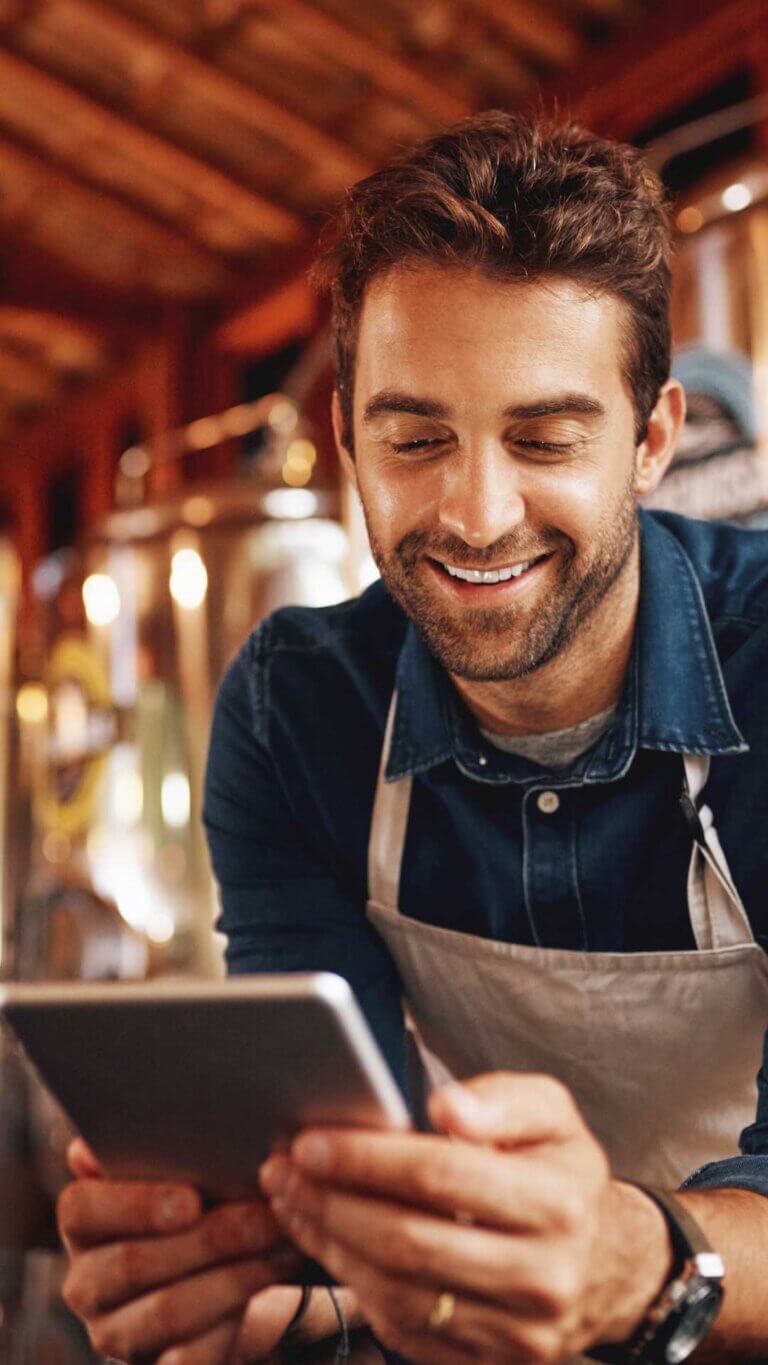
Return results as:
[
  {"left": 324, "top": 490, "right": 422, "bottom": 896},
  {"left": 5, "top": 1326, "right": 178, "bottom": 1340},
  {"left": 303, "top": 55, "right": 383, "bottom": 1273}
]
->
[
  {"left": 517, "top": 439, "right": 574, "bottom": 453},
  {"left": 391, "top": 438, "right": 441, "bottom": 453}
]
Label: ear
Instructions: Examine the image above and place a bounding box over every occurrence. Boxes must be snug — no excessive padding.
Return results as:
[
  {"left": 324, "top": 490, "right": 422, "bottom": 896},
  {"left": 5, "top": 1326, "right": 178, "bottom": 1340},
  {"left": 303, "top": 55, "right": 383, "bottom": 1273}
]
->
[
  {"left": 331, "top": 388, "right": 357, "bottom": 491},
  {"left": 634, "top": 379, "right": 686, "bottom": 496}
]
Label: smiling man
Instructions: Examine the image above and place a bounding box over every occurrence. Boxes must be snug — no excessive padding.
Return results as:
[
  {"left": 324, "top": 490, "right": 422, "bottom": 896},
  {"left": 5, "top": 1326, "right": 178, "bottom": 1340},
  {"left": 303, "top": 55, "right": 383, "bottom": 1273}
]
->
[{"left": 60, "top": 114, "right": 768, "bottom": 1364}]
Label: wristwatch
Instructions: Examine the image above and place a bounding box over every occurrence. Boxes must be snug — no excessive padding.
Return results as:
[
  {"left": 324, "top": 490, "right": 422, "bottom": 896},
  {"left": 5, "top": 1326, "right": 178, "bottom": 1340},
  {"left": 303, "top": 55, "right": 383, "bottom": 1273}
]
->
[{"left": 589, "top": 1185, "right": 724, "bottom": 1364}]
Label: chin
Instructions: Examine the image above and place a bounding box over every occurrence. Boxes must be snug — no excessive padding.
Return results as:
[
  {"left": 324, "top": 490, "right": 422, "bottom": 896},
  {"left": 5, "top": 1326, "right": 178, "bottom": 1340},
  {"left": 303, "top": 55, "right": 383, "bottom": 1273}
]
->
[{"left": 416, "top": 626, "right": 543, "bottom": 682}]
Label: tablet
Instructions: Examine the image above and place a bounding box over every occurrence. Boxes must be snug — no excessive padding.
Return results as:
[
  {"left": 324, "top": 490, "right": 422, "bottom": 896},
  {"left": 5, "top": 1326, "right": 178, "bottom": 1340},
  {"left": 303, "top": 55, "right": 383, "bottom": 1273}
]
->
[{"left": 0, "top": 972, "right": 410, "bottom": 1199}]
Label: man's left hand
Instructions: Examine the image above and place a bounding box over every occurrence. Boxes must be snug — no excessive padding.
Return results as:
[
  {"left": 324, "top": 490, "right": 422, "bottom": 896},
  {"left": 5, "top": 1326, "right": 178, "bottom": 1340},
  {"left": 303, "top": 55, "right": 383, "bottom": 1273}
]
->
[{"left": 260, "top": 1073, "right": 673, "bottom": 1364}]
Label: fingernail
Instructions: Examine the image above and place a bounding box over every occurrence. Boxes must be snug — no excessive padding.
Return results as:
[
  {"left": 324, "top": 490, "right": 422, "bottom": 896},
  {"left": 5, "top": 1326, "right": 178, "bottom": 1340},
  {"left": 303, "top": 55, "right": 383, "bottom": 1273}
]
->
[
  {"left": 156, "top": 1188, "right": 198, "bottom": 1230},
  {"left": 292, "top": 1134, "right": 332, "bottom": 1175},
  {"left": 260, "top": 1158, "right": 288, "bottom": 1196}
]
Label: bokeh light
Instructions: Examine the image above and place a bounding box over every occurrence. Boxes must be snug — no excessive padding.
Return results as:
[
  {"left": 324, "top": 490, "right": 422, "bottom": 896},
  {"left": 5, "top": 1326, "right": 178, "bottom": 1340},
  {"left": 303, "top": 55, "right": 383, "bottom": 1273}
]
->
[
  {"left": 83, "top": 573, "right": 121, "bottom": 626},
  {"left": 16, "top": 682, "right": 48, "bottom": 725},
  {"left": 169, "top": 548, "right": 208, "bottom": 608}
]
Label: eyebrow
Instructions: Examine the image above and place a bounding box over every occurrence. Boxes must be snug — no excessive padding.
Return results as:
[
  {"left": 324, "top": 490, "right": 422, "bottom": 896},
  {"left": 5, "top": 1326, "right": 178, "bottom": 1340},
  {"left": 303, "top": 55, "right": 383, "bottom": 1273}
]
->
[
  {"left": 362, "top": 392, "right": 450, "bottom": 423},
  {"left": 362, "top": 390, "right": 606, "bottom": 424}
]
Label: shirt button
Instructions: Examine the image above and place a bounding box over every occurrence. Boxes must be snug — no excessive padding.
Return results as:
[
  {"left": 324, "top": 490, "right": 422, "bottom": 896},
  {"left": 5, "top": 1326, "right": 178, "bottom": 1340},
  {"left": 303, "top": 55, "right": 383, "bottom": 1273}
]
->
[
  {"left": 537, "top": 790, "right": 560, "bottom": 814},
  {"left": 478, "top": 754, "right": 488, "bottom": 766}
]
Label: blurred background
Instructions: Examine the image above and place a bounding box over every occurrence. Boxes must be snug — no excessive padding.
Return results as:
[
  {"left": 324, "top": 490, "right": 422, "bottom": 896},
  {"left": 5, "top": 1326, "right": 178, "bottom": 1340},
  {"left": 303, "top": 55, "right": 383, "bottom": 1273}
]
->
[{"left": 0, "top": 0, "right": 766, "bottom": 1356}]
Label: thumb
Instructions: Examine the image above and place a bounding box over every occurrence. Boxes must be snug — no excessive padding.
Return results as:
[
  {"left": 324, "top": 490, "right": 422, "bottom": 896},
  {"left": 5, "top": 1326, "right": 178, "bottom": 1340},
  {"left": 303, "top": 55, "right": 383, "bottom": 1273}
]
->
[
  {"left": 428, "top": 1072, "right": 579, "bottom": 1148},
  {"left": 67, "top": 1137, "right": 103, "bottom": 1179}
]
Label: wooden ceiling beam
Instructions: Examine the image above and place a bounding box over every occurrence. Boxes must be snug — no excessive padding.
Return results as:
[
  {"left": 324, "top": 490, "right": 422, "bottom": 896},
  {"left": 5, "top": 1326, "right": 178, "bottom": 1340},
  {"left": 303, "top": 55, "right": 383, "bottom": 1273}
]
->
[
  {"left": 469, "top": 0, "right": 584, "bottom": 67},
  {"left": 0, "top": 44, "right": 307, "bottom": 247},
  {"left": 0, "top": 307, "right": 105, "bottom": 372},
  {"left": 36, "top": 0, "right": 372, "bottom": 183},
  {"left": 0, "top": 131, "right": 238, "bottom": 292},
  {"left": 0, "top": 123, "right": 257, "bottom": 279},
  {"left": 1, "top": 239, "right": 162, "bottom": 331},
  {"left": 0, "top": 343, "right": 59, "bottom": 404},
  {"left": 546, "top": 0, "right": 631, "bottom": 20},
  {"left": 231, "top": 0, "right": 467, "bottom": 125},
  {"left": 541, "top": 0, "right": 768, "bottom": 139}
]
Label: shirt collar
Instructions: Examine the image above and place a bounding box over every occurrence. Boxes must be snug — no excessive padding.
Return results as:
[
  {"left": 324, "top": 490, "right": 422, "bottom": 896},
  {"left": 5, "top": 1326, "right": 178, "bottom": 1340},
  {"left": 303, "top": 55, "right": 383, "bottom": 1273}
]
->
[
  {"left": 633, "top": 508, "right": 746, "bottom": 757},
  {"left": 386, "top": 510, "right": 746, "bottom": 785}
]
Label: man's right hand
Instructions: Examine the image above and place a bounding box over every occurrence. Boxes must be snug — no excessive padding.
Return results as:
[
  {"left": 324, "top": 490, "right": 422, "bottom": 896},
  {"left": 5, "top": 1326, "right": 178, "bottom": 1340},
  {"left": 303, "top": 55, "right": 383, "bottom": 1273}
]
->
[{"left": 58, "top": 1138, "right": 302, "bottom": 1364}]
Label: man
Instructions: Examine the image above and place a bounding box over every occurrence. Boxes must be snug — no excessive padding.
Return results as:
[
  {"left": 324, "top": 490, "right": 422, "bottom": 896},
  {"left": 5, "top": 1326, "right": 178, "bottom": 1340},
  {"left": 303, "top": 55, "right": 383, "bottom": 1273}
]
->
[{"left": 58, "top": 113, "right": 768, "bottom": 1364}]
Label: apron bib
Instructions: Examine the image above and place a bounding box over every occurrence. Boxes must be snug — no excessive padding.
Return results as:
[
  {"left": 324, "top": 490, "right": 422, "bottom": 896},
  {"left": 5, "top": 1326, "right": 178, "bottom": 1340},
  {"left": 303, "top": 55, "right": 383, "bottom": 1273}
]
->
[{"left": 364, "top": 692, "right": 768, "bottom": 1360}]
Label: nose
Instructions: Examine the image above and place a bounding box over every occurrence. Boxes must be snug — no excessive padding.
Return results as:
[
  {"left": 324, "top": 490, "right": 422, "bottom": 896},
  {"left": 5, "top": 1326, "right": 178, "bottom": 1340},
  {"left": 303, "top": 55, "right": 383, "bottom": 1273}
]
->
[{"left": 437, "top": 441, "right": 526, "bottom": 548}]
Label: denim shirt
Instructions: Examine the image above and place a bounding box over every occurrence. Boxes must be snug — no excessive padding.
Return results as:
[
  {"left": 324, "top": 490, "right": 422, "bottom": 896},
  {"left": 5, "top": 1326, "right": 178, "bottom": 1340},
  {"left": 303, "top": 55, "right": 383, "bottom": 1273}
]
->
[{"left": 203, "top": 509, "right": 768, "bottom": 1198}]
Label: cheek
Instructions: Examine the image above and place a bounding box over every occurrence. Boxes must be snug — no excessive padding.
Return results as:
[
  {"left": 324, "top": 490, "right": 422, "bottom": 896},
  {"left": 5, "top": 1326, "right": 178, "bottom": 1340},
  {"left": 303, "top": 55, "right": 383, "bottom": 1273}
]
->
[
  {"left": 358, "top": 465, "right": 440, "bottom": 545},
  {"left": 532, "top": 460, "right": 632, "bottom": 544}
]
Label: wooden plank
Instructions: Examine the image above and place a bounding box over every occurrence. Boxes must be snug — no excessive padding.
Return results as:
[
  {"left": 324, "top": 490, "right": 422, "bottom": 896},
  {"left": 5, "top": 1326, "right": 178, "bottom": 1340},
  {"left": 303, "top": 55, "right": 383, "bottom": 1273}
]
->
[
  {"left": 0, "top": 44, "right": 307, "bottom": 246},
  {"left": 470, "top": 0, "right": 584, "bottom": 66},
  {"left": 241, "top": 0, "right": 467, "bottom": 124},
  {"left": 36, "top": 0, "right": 372, "bottom": 183},
  {"left": 215, "top": 272, "right": 318, "bottom": 355},
  {"left": 547, "top": 0, "right": 632, "bottom": 20},
  {"left": 0, "top": 344, "right": 59, "bottom": 403},
  {"left": 0, "top": 123, "right": 262, "bottom": 276},
  {"left": 0, "top": 132, "right": 236, "bottom": 293},
  {"left": 0, "top": 238, "right": 162, "bottom": 328},
  {"left": 541, "top": 0, "right": 768, "bottom": 138}
]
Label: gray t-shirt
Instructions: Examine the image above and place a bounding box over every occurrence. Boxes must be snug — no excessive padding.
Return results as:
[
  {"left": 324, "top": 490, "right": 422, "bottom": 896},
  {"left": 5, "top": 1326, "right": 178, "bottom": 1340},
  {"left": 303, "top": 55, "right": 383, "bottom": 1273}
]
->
[{"left": 481, "top": 704, "right": 616, "bottom": 770}]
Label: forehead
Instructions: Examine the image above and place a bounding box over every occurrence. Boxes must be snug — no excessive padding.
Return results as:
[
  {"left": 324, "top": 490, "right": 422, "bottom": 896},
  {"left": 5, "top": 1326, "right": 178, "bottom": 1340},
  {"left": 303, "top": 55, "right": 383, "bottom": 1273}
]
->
[{"left": 354, "top": 264, "right": 627, "bottom": 415}]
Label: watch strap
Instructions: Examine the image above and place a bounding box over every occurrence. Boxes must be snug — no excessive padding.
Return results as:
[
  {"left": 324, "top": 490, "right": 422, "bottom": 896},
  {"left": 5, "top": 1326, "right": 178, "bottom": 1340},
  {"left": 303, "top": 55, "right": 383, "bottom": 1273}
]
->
[
  {"left": 629, "top": 1184, "right": 713, "bottom": 1274},
  {"left": 587, "top": 1185, "right": 721, "bottom": 1364}
]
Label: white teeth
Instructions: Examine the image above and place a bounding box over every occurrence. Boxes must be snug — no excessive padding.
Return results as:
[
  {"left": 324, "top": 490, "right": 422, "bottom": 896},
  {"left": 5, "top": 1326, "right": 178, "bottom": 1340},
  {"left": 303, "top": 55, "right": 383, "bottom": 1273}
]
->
[{"left": 444, "top": 560, "right": 533, "bottom": 583}]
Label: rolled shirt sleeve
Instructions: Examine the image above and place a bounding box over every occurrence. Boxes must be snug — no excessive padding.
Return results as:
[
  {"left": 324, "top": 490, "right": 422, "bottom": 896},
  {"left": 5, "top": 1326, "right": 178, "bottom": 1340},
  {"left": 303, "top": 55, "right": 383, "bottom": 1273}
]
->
[{"left": 680, "top": 1026, "right": 768, "bottom": 1198}]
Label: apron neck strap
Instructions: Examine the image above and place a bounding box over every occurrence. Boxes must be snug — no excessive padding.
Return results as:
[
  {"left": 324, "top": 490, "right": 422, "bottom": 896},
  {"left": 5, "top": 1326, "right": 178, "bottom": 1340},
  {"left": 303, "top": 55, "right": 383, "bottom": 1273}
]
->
[
  {"left": 366, "top": 699, "right": 755, "bottom": 952},
  {"left": 682, "top": 753, "right": 754, "bottom": 950},
  {"left": 368, "top": 691, "right": 412, "bottom": 909}
]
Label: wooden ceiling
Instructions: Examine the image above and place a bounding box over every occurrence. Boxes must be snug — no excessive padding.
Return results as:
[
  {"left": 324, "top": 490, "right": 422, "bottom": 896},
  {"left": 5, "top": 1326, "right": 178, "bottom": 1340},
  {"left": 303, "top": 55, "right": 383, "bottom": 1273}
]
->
[{"left": 0, "top": 0, "right": 735, "bottom": 435}]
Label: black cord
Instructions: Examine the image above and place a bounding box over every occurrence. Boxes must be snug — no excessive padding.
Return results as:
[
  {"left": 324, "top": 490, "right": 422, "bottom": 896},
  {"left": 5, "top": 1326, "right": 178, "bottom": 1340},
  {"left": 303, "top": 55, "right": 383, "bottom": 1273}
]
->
[
  {"left": 282, "top": 1284, "right": 313, "bottom": 1340},
  {"left": 327, "top": 1285, "right": 350, "bottom": 1364}
]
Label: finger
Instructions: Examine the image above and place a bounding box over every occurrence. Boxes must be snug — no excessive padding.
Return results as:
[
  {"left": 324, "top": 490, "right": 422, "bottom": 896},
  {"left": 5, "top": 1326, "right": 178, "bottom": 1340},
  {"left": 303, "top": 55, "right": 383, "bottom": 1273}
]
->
[
  {"left": 271, "top": 1173, "right": 559, "bottom": 1310},
  {"left": 372, "top": 1325, "right": 480, "bottom": 1365},
  {"left": 234, "top": 1286, "right": 305, "bottom": 1358},
  {"left": 281, "top": 1130, "right": 572, "bottom": 1229},
  {"left": 285, "top": 1257, "right": 560, "bottom": 1362},
  {"left": 67, "top": 1138, "right": 103, "bottom": 1179},
  {"left": 237, "top": 1284, "right": 363, "bottom": 1359},
  {"left": 429, "top": 1072, "right": 581, "bottom": 1147},
  {"left": 63, "top": 1201, "right": 291, "bottom": 1317},
  {"left": 252, "top": 1233, "right": 480, "bottom": 1365},
  {"left": 88, "top": 1254, "right": 297, "bottom": 1362},
  {"left": 272, "top": 1181, "right": 545, "bottom": 1309},
  {"left": 156, "top": 1315, "right": 241, "bottom": 1365},
  {"left": 57, "top": 1177, "right": 201, "bottom": 1253}
]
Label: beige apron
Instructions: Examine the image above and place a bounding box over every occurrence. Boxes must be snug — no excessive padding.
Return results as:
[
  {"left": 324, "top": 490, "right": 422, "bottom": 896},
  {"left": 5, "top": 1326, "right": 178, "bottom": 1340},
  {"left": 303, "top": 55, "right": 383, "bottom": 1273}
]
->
[{"left": 363, "top": 693, "right": 768, "bottom": 1360}]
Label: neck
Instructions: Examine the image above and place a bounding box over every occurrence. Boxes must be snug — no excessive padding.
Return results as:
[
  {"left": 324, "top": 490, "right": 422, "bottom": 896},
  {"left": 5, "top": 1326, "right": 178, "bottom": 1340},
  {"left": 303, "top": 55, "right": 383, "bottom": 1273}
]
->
[{"left": 451, "top": 544, "right": 640, "bottom": 736}]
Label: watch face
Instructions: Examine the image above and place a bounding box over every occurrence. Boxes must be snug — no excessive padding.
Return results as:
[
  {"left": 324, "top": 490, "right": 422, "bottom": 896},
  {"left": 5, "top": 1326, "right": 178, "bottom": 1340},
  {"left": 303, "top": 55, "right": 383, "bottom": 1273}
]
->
[{"left": 665, "top": 1278, "right": 723, "bottom": 1364}]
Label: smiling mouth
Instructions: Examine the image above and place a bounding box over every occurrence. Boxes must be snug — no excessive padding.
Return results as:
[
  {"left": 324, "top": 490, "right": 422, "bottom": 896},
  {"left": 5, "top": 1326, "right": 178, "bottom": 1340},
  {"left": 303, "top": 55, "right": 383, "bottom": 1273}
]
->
[{"left": 429, "top": 552, "right": 552, "bottom": 585}]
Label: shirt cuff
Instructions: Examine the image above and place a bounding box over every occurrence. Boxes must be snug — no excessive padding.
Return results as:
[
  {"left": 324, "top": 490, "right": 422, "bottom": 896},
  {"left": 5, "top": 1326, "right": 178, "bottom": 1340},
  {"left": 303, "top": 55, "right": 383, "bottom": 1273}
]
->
[{"left": 679, "top": 1154, "right": 768, "bottom": 1198}]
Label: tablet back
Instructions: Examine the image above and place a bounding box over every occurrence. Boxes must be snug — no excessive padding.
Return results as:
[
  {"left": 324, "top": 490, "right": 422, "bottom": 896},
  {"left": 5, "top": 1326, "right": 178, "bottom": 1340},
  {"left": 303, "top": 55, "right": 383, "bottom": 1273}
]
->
[{"left": 0, "top": 973, "right": 410, "bottom": 1198}]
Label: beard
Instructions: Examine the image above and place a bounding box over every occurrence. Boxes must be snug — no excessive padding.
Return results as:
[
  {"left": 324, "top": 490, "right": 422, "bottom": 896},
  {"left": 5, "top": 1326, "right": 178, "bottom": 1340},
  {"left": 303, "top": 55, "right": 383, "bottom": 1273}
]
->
[{"left": 362, "top": 480, "right": 638, "bottom": 682}]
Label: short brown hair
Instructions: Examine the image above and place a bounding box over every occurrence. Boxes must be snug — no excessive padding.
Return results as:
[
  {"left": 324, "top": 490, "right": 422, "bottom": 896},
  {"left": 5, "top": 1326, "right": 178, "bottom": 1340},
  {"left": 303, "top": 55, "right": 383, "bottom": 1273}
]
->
[{"left": 313, "top": 110, "right": 673, "bottom": 447}]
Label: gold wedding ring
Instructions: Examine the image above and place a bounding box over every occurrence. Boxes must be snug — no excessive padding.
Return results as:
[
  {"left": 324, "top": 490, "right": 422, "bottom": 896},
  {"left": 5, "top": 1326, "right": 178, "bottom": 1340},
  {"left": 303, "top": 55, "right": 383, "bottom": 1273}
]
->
[{"left": 428, "top": 1291, "right": 456, "bottom": 1330}]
